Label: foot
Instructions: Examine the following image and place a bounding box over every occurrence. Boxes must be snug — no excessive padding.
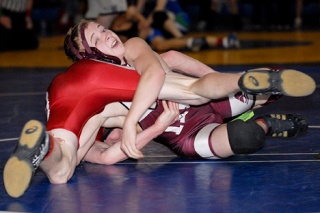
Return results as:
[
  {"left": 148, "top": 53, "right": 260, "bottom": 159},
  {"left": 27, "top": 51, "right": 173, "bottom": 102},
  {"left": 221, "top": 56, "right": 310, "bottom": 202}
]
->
[
  {"left": 222, "top": 33, "right": 240, "bottom": 49},
  {"left": 238, "top": 69, "right": 316, "bottom": 97},
  {"left": 3, "top": 120, "right": 50, "bottom": 198},
  {"left": 190, "top": 37, "right": 207, "bottom": 52},
  {"left": 259, "top": 114, "right": 308, "bottom": 137}
]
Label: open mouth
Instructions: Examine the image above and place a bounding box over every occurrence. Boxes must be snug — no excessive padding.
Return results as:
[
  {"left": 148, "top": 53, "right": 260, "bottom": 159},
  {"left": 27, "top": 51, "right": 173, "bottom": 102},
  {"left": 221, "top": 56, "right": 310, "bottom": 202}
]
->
[{"left": 111, "top": 40, "right": 118, "bottom": 48}]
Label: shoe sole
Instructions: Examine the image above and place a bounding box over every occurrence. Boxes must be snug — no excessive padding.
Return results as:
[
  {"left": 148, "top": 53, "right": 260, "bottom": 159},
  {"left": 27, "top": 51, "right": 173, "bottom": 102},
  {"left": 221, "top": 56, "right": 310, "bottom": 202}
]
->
[
  {"left": 3, "top": 120, "right": 45, "bottom": 198},
  {"left": 240, "top": 69, "right": 316, "bottom": 97}
]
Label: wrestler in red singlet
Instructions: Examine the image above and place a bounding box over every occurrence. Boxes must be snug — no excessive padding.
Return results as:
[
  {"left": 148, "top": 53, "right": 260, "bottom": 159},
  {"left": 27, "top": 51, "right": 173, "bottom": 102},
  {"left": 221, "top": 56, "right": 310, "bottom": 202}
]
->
[{"left": 46, "top": 59, "right": 140, "bottom": 138}]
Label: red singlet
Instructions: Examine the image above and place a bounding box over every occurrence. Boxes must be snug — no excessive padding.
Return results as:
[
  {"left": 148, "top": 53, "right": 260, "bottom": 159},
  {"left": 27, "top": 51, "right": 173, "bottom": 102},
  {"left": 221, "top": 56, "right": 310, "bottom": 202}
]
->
[{"left": 46, "top": 59, "right": 140, "bottom": 138}]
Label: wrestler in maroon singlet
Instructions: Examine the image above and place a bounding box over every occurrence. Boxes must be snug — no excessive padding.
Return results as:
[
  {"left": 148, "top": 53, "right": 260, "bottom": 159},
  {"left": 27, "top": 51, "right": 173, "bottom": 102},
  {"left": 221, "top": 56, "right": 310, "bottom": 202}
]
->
[{"left": 122, "top": 92, "right": 256, "bottom": 159}]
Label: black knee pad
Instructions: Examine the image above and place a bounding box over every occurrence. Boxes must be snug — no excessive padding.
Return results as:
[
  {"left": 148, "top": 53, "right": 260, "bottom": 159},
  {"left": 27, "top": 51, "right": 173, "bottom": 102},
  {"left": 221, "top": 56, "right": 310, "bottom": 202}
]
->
[{"left": 227, "top": 119, "right": 266, "bottom": 154}]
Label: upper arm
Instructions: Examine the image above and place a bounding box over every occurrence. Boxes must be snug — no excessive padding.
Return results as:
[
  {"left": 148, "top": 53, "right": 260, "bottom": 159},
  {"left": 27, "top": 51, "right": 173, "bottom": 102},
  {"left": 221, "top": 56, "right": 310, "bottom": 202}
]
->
[
  {"left": 99, "top": 102, "right": 128, "bottom": 128},
  {"left": 124, "top": 37, "right": 166, "bottom": 75}
]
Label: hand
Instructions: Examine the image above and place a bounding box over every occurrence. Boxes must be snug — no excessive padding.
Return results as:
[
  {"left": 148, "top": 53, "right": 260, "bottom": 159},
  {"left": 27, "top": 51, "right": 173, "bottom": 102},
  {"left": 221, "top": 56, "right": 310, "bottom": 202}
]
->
[
  {"left": 0, "top": 16, "right": 12, "bottom": 29},
  {"left": 155, "top": 100, "right": 179, "bottom": 131},
  {"left": 25, "top": 16, "right": 33, "bottom": 29},
  {"left": 121, "top": 122, "right": 144, "bottom": 159}
]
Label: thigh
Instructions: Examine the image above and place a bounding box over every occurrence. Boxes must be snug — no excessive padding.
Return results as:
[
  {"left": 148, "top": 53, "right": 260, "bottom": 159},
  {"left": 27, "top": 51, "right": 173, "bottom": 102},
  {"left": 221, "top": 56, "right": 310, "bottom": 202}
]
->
[{"left": 160, "top": 71, "right": 208, "bottom": 105}]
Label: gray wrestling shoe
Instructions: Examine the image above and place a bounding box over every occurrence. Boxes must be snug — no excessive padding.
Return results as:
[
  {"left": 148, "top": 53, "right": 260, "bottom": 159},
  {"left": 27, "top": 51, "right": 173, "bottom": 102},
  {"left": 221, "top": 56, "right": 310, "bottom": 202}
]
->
[
  {"left": 238, "top": 69, "right": 316, "bottom": 97},
  {"left": 259, "top": 114, "right": 308, "bottom": 138},
  {"left": 3, "top": 120, "right": 50, "bottom": 198},
  {"left": 190, "top": 37, "right": 207, "bottom": 52}
]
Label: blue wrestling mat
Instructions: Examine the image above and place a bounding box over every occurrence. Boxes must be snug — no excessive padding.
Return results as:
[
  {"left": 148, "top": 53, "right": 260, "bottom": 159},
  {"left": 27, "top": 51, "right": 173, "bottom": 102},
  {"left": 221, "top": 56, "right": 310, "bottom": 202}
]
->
[{"left": 0, "top": 64, "right": 319, "bottom": 213}]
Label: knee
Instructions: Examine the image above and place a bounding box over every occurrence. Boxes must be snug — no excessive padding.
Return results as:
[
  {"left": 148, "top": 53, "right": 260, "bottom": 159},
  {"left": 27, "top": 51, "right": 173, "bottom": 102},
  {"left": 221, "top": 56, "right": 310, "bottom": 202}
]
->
[{"left": 227, "top": 119, "right": 265, "bottom": 154}]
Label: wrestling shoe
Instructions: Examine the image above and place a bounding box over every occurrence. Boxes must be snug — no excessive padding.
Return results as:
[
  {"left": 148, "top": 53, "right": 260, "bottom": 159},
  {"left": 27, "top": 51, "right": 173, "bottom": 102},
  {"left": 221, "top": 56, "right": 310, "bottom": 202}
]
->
[
  {"left": 3, "top": 120, "right": 50, "bottom": 198},
  {"left": 238, "top": 69, "right": 316, "bottom": 97},
  {"left": 259, "top": 114, "right": 308, "bottom": 137},
  {"left": 222, "top": 33, "right": 240, "bottom": 49},
  {"left": 190, "top": 37, "right": 207, "bottom": 52}
]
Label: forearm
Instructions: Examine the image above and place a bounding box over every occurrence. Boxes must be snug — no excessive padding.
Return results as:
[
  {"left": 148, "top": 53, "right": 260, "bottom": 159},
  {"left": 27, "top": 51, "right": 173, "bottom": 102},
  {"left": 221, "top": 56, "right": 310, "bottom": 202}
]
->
[
  {"left": 99, "top": 123, "right": 166, "bottom": 165},
  {"left": 124, "top": 69, "right": 165, "bottom": 128},
  {"left": 124, "top": 39, "right": 166, "bottom": 126}
]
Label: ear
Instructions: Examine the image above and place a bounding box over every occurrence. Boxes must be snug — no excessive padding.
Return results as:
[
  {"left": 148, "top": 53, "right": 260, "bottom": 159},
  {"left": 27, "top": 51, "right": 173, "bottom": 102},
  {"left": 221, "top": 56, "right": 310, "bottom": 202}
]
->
[{"left": 90, "top": 47, "right": 121, "bottom": 65}]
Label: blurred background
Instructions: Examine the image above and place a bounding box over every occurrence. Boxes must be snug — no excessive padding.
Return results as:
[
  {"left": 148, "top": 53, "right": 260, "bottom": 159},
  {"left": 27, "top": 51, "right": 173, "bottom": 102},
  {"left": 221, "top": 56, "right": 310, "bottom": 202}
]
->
[{"left": 0, "top": 0, "right": 319, "bottom": 67}]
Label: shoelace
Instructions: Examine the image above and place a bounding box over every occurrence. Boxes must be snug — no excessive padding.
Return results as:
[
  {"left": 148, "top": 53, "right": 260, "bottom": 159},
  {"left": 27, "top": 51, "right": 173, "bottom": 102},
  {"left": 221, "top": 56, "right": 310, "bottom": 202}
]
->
[{"left": 266, "top": 115, "right": 293, "bottom": 137}]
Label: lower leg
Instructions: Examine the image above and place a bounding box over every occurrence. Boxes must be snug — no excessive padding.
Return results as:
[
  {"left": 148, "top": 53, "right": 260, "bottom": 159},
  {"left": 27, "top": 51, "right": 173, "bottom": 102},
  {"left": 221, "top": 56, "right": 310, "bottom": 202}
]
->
[
  {"left": 190, "top": 72, "right": 242, "bottom": 99},
  {"left": 40, "top": 137, "right": 77, "bottom": 184},
  {"left": 210, "top": 113, "right": 308, "bottom": 158},
  {"left": 3, "top": 121, "right": 77, "bottom": 198},
  {"left": 209, "top": 121, "right": 265, "bottom": 159},
  {"left": 151, "top": 37, "right": 189, "bottom": 52},
  {"left": 3, "top": 120, "right": 52, "bottom": 198}
]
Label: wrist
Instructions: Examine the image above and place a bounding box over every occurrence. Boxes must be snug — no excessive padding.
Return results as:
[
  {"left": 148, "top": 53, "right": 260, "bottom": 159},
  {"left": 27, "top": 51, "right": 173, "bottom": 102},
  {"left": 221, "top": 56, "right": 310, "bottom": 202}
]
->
[
  {"left": 124, "top": 118, "right": 134, "bottom": 126},
  {"left": 153, "top": 122, "right": 167, "bottom": 135}
]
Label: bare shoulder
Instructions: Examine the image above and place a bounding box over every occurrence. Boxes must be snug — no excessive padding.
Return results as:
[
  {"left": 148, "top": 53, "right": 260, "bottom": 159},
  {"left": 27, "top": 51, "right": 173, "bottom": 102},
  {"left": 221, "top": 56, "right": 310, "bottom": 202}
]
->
[
  {"left": 124, "top": 37, "right": 149, "bottom": 50},
  {"left": 124, "top": 37, "right": 152, "bottom": 63}
]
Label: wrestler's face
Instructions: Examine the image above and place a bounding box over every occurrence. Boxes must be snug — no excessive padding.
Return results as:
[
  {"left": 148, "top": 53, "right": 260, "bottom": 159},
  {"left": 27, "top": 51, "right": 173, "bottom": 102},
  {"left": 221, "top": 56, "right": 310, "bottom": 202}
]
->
[{"left": 84, "top": 22, "right": 125, "bottom": 59}]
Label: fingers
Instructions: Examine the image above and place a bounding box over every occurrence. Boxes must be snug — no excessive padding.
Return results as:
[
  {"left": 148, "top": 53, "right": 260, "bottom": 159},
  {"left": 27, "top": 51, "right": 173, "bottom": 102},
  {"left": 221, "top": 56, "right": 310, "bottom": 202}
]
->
[
  {"left": 163, "top": 100, "right": 179, "bottom": 112},
  {"left": 120, "top": 130, "right": 144, "bottom": 159},
  {"left": 166, "top": 101, "right": 179, "bottom": 119},
  {"left": 159, "top": 100, "right": 179, "bottom": 124},
  {"left": 161, "top": 100, "right": 169, "bottom": 110},
  {"left": 121, "top": 141, "right": 144, "bottom": 159},
  {"left": 125, "top": 144, "right": 144, "bottom": 159}
]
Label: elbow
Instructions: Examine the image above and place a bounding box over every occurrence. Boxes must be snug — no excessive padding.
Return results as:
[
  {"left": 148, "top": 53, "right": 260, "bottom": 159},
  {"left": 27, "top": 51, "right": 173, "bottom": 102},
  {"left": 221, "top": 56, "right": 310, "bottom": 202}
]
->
[
  {"left": 103, "top": 159, "right": 117, "bottom": 165},
  {"left": 101, "top": 156, "right": 124, "bottom": 165}
]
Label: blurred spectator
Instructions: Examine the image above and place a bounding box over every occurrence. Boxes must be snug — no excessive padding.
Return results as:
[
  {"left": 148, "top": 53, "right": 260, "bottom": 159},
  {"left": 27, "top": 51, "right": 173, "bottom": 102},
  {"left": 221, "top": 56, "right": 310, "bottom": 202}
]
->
[
  {"left": 249, "top": 0, "right": 294, "bottom": 30},
  {"left": 295, "top": 0, "right": 303, "bottom": 29},
  {"left": 111, "top": 5, "right": 240, "bottom": 52},
  {"left": 0, "top": 0, "right": 39, "bottom": 51},
  {"left": 179, "top": 0, "right": 242, "bottom": 31},
  {"left": 85, "top": 0, "right": 128, "bottom": 28},
  {"left": 58, "top": 0, "right": 86, "bottom": 33},
  {"left": 137, "top": 0, "right": 191, "bottom": 37},
  {"left": 32, "top": 0, "right": 60, "bottom": 35},
  {"left": 294, "top": 0, "right": 320, "bottom": 30}
]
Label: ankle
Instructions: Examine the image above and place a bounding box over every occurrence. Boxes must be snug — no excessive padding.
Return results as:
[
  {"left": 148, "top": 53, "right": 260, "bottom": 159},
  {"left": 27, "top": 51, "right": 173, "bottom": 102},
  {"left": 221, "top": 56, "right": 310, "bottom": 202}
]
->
[
  {"left": 44, "top": 133, "right": 54, "bottom": 159},
  {"left": 255, "top": 118, "right": 269, "bottom": 134}
]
